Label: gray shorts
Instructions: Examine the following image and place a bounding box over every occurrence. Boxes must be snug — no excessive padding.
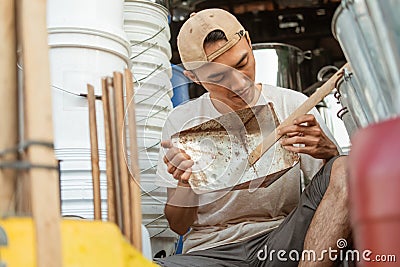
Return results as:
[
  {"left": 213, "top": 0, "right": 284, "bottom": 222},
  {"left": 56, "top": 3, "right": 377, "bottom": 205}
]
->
[{"left": 155, "top": 156, "right": 340, "bottom": 267}]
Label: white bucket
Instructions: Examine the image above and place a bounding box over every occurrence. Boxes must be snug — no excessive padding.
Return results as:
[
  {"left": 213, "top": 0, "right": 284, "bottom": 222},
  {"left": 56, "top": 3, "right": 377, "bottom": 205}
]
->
[
  {"left": 136, "top": 116, "right": 168, "bottom": 128},
  {"left": 131, "top": 48, "right": 172, "bottom": 78},
  {"left": 135, "top": 82, "right": 174, "bottom": 101},
  {"left": 137, "top": 138, "right": 162, "bottom": 153},
  {"left": 124, "top": 17, "right": 170, "bottom": 43},
  {"left": 56, "top": 154, "right": 106, "bottom": 161},
  {"left": 132, "top": 62, "right": 171, "bottom": 76},
  {"left": 55, "top": 151, "right": 107, "bottom": 161},
  {"left": 130, "top": 41, "right": 172, "bottom": 64},
  {"left": 131, "top": 43, "right": 171, "bottom": 63},
  {"left": 59, "top": 160, "right": 108, "bottom": 219},
  {"left": 47, "top": 0, "right": 126, "bottom": 40},
  {"left": 139, "top": 156, "right": 159, "bottom": 171},
  {"left": 49, "top": 27, "right": 131, "bottom": 151},
  {"left": 133, "top": 71, "right": 173, "bottom": 96},
  {"left": 132, "top": 63, "right": 172, "bottom": 84},
  {"left": 49, "top": 27, "right": 130, "bottom": 94},
  {"left": 124, "top": 1, "right": 170, "bottom": 40},
  {"left": 136, "top": 105, "right": 169, "bottom": 118},
  {"left": 135, "top": 92, "right": 173, "bottom": 109},
  {"left": 52, "top": 89, "right": 107, "bottom": 151},
  {"left": 125, "top": 26, "right": 172, "bottom": 58},
  {"left": 123, "top": 0, "right": 176, "bottom": 243},
  {"left": 140, "top": 173, "right": 161, "bottom": 190},
  {"left": 135, "top": 85, "right": 173, "bottom": 100},
  {"left": 136, "top": 123, "right": 164, "bottom": 135}
]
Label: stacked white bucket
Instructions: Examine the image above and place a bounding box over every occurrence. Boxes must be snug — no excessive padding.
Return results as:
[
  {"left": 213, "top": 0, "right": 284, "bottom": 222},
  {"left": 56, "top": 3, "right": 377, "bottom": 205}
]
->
[
  {"left": 124, "top": 0, "right": 177, "bottom": 256},
  {"left": 47, "top": 0, "right": 130, "bottom": 219}
]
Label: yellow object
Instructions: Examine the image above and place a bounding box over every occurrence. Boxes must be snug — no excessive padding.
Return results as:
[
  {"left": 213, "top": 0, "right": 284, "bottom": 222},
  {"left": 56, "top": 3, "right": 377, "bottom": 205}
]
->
[{"left": 0, "top": 218, "right": 158, "bottom": 267}]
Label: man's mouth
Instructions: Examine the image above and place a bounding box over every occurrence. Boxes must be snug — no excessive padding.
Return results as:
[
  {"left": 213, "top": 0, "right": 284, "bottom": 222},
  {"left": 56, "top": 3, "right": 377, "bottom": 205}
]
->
[{"left": 234, "top": 86, "right": 250, "bottom": 99}]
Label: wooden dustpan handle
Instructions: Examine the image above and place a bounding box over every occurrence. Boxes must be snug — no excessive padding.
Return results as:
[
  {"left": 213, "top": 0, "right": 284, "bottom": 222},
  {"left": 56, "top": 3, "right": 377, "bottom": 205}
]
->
[{"left": 248, "top": 63, "right": 350, "bottom": 166}]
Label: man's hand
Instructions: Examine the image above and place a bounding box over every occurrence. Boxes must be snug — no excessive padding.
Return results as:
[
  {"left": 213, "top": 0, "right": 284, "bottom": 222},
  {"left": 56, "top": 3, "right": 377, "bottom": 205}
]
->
[
  {"left": 161, "top": 140, "right": 198, "bottom": 235},
  {"left": 161, "top": 140, "right": 194, "bottom": 186},
  {"left": 278, "top": 114, "right": 339, "bottom": 160}
]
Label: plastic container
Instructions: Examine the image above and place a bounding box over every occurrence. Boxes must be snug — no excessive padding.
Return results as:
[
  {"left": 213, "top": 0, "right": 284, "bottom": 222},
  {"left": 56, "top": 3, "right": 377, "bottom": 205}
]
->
[
  {"left": 124, "top": 0, "right": 170, "bottom": 40},
  {"left": 48, "top": 28, "right": 130, "bottom": 94},
  {"left": 170, "top": 64, "right": 191, "bottom": 107},
  {"left": 349, "top": 117, "right": 400, "bottom": 266},
  {"left": 47, "top": 0, "right": 127, "bottom": 40}
]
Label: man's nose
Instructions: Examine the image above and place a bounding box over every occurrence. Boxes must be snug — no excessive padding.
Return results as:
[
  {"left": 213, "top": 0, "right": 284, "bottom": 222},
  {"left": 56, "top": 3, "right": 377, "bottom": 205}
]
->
[{"left": 228, "top": 70, "right": 248, "bottom": 92}]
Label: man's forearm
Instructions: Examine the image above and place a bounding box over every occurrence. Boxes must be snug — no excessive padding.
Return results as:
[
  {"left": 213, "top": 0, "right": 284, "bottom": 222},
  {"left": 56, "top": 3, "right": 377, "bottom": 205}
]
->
[
  {"left": 165, "top": 204, "right": 198, "bottom": 235},
  {"left": 165, "top": 185, "right": 199, "bottom": 235}
]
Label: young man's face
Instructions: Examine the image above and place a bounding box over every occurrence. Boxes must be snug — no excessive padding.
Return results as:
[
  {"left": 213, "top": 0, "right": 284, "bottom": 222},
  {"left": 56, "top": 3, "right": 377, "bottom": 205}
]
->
[{"left": 189, "top": 37, "right": 260, "bottom": 112}]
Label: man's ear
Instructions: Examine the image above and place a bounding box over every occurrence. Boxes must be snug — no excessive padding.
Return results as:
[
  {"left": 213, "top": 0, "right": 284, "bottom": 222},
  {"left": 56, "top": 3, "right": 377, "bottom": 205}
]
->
[{"left": 183, "top": 70, "right": 201, "bottom": 85}]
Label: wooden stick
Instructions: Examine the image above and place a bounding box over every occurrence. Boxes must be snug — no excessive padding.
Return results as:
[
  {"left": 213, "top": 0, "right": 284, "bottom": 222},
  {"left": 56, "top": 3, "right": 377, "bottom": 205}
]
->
[
  {"left": 0, "top": 0, "right": 18, "bottom": 215},
  {"left": 87, "top": 84, "right": 102, "bottom": 220},
  {"left": 19, "top": 0, "right": 62, "bottom": 266},
  {"left": 125, "top": 69, "right": 142, "bottom": 250},
  {"left": 248, "top": 63, "right": 350, "bottom": 166},
  {"left": 107, "top": 77, "right": 124, "bottom": 230},
  {"left": 113, "top": 71, "right": 131, "bottom": 240},
  {"left": 101, "top": 78, "right": 117, "bottom": 223}
]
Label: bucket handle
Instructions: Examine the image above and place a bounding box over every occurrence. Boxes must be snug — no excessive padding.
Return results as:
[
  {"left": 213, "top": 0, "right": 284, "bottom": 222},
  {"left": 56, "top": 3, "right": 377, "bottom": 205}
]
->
[
  {"left": 337, "top": 106, "right": 349, "bottom": 120},
  {"left": 317, "top": 65, "right": 339, "bottom": 82},
  {"left": 130, "top": 26, "right": 165, "bottom": 47},
  {"left": 302, "top": 50, "right": 312, "bottom": 60}
]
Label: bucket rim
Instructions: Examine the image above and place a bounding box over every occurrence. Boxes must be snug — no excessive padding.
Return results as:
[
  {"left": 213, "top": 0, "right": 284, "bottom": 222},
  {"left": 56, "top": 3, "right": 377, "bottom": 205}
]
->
[
  {"left": 48, "top": 26, "right": 130, "bottom": 49},
  {"left": 124, "top": 0, "right": 169, "bottom": 17},
  {"left": 252, "top": 42, "right": 303, "bottom": 54}
]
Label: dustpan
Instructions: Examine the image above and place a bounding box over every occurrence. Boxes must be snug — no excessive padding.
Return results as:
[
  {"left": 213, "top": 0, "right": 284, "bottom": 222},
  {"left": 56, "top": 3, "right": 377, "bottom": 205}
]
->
[{"left": 171, "top": 103, "right": 300, "bottom": 194}]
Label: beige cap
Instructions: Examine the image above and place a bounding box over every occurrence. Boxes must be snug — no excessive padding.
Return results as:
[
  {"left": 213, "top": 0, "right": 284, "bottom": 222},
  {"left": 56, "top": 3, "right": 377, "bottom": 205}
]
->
[{"left": 177, "top": 8, "right": 245, "bottom": 70}]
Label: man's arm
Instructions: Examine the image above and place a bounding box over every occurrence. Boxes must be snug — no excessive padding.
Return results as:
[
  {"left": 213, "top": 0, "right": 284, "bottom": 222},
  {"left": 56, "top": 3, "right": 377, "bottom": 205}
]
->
[
  {"left": 164, "top": 185, "right": 199, "bottom": 235},
  {"left": 161, "top": 140, "right": 199, "bottom": 235}
]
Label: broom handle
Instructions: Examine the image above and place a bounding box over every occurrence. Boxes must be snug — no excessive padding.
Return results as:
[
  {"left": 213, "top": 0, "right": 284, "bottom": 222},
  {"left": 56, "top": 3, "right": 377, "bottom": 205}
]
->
[
  {"left": 101, "top": 78, "right": 117, "bottom": 223},
  {"left": 113, "top": 71, "right": 131, "bottom": 240},
  {"left": 87, "top": 84, "right": 102, "bottom": 220},
  {"left": 125, "top": 69, "right": 142, "bottom": 250}
]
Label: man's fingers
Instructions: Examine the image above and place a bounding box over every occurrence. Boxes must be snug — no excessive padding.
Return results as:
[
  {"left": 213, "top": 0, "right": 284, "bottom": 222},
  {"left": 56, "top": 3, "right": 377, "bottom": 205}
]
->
[
  {"left": 161, "top": 140, "right": 173, "bottom": 148},
  {"left": 293, "top": 114, "right": 318, "bottom": 126},
  {"left": 164, "top": 146, "right": 189, "bottom": 163},
  {"left": 172, "top": 160, "right": 194, "bottom": 179},
  {"left": 169, "top": 150, "right": 191, "bottom": 168},
  {"left": 282, "top": 145, "right": 314, "bottom": 154},
  {"left": 180, "top": 168, "right": 192, "bottom": 182},
  {"left": 163, "top": 148, "right": 177, "bottom": 164},
  {"left": 280, "top": 135, "right": 319, "bottom": 146},
  {"left": 286, "top": 131, "right": 301, "bottom": 138},
  {"left": 167, "top": 163, "right": 176, "bottom": 174},
  {"left": 278, "top": 125, "right": 309, "bottom": 136}
]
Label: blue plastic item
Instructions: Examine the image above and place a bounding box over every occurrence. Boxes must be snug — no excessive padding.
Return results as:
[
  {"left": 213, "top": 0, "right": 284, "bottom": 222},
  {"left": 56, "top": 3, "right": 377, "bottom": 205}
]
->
[
  {"left": 170, "top": 64, "right": 191, "bottom": 107},
  {"left": 175, "top": 235, "right": 184, "bottom": 255}
]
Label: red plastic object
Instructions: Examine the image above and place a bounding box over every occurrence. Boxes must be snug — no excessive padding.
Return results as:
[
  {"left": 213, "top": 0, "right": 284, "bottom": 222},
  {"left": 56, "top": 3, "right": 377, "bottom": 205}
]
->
[{"left": 349, "top": 117, "right": 400, "bottom": 266}]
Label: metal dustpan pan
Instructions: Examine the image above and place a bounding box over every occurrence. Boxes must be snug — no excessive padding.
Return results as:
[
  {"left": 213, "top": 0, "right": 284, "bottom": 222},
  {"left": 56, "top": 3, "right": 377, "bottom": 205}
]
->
[{"left": 171, "top": 103, "right": 300, "bottom": 194}]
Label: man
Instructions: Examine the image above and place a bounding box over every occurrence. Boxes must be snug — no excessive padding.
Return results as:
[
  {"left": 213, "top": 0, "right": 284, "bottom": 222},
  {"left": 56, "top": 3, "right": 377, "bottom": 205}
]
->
[{"left": 155, "top": 8, "right": 350, "bottom": 267}]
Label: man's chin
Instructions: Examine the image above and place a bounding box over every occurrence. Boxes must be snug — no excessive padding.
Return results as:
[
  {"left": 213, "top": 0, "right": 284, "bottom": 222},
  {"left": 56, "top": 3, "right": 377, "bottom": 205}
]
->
[
  {"left": 237, "top": 91, "right": 255, "bottom": 107},
  {"left": 229, "top": 98, "right": 253, "bottom": 111}
]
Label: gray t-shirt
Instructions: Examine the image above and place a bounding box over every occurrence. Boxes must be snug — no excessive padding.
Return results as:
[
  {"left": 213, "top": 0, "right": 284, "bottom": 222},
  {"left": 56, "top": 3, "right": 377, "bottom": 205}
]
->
[{"left": 156, "top": 84, "right": 338, "bottom": 253}]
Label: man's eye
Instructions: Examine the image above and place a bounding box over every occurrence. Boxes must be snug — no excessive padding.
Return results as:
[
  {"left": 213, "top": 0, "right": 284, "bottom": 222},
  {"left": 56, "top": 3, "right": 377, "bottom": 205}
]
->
[
  {"left": 210, "top": 75, "right": 224, "bottom": 83},
  {"left": 237, "top": 59, "right": 248, "bottom": 69}
]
